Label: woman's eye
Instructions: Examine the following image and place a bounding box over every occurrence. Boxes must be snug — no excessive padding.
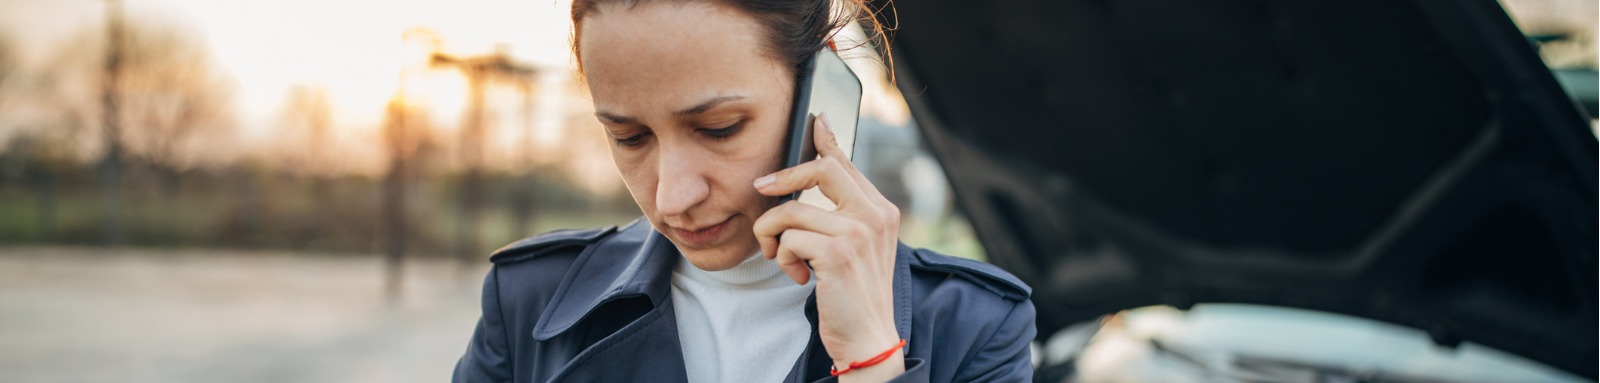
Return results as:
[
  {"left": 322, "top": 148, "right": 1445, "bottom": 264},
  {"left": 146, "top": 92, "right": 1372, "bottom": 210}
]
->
[
  {"left": 614, "top": 132, "right": 649, "bottom": 147},
  {"left": 698, "top": 122, "right": 742, "bottom": 140}
]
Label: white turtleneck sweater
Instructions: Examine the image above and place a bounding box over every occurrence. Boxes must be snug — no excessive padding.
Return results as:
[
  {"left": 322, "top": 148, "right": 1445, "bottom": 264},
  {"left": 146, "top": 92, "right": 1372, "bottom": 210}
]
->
[{"left": 671, "top": 253, "right": 816, "bottom": 383}]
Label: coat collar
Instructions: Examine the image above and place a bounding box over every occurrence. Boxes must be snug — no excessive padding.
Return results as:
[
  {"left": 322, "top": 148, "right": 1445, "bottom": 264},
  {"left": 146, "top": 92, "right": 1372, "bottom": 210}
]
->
[
  {"left": 533, "top": 219, "right": 676, "bottom": 340},
  {"left": 532, "top": 217, "right": 917, "bottom": 351}
]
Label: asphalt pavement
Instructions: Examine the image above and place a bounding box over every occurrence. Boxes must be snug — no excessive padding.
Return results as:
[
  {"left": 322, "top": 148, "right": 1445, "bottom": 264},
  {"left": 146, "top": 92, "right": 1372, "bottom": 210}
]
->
[{"left": 0, "top": 246, "right": 486, "bottom": 383}]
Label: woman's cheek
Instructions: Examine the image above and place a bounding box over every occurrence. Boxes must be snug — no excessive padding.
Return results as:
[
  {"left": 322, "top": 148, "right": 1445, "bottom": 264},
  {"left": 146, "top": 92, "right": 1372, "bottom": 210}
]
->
[
  {"left": 722, "top": 129, "right": 781, "bottom": 169},
  {"left": 610, "top": 150, "right": 657, "bottom": 207}
]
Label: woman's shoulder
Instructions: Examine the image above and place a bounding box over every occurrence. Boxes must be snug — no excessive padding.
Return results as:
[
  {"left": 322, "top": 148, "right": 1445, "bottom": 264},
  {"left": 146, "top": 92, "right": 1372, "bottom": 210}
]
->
[
  {"left": 901, "top": 246, "right": 1035, "bottom": 335},
  {"left": 480, "top": 222, "right": 632, "bottom": 303},
  {"left": 905, "top": 246, "right": 1032, "bottom": 303},
  {"left": 483, "top": 217, "right": 657, "bottom": 291},
  {"left": 902, "top": 247, "right": 1037, "bottom": 381},
  {"left": 489, "top": 225, "right": 621, "bottom": 266}
]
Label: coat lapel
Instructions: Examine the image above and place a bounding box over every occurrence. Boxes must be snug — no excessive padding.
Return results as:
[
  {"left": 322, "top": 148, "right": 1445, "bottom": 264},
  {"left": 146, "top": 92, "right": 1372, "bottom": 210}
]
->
[
  {"left": 533, "top": 220, "right": 688, "bottom": 383},
  {"left": 545, "top": 298, "right": 688, "bottom": 382},
  {"left": 532, "top": 219, "right": 917, "bottom": 383},
  {"left": 533, "top": 220, "right": 672, "bottom": 340}
]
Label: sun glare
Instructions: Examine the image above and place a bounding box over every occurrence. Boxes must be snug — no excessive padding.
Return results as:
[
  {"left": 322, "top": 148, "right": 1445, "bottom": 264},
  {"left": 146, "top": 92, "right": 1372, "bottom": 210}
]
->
[{"left": 0, "top": 0, "right": 907, "bottom": 184}]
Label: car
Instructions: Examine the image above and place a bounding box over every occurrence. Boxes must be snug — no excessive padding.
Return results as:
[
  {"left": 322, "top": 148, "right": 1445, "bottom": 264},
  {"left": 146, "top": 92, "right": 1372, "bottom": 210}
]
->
[{"left": 876, "top": 0, "right": 1597, "bottom": 380}]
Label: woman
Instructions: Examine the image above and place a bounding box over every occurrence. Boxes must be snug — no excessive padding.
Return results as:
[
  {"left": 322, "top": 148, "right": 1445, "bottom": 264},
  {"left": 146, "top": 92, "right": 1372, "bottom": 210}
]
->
[{"left": 453, "top": 0, "right": 1035, "bottom": 382}]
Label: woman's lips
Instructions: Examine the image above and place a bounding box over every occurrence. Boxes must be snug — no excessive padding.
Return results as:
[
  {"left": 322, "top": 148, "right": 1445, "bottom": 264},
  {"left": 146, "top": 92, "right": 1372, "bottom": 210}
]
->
[{"left": 673, "top": 217, "right": 732, "bottom": 246}]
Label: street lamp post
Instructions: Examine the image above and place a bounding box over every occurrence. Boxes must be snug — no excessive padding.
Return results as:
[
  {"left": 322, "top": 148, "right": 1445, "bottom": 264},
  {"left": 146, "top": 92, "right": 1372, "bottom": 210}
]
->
[
  {"left": 431, "top": 48, "right": 539, "bottom": 269},
  {"left": 100, "top": 0, "right": 125, "bottom": 247}
]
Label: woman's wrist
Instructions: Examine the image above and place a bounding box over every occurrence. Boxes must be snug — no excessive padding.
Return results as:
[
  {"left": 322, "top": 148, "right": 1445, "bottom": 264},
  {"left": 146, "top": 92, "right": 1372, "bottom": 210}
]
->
[
  {"left": 836, "top": 349, "right": 905, "bottom": 383},
  {"left": 832, "top": 329, "right": 905, "bottom": 382},
  {"left": 831, "top": 323, "right": 899, "bottom": 362}
]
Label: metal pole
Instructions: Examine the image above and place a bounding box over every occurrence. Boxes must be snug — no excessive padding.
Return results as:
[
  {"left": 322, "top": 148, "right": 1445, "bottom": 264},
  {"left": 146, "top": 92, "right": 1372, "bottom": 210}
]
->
[{"left": 99, "top": 0, "right": 124, "bottom": 247}]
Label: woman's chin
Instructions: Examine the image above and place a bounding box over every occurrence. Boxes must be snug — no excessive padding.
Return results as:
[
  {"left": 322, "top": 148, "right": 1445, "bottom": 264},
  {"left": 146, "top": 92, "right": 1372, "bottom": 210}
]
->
[{"left": 676, "top": 244, "right": 759, "bottom": 271}]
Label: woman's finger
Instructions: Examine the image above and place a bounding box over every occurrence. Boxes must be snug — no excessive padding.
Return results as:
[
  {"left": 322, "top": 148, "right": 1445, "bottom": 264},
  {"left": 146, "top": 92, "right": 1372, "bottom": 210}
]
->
[
  {"left": 812, "top": 113, "right": 893, "bottom": 207},
  {"left": 753, "top": 200, "right": 861, "bottom": 256},
  {"left": 753, "top": 153, "right": 869, "bottom": 210},
  {"left": 811, "top": 113, "right": 850, "bottom": 161},
  {"left": 771, "top": 228, "right": 832, "bottom": 285}
]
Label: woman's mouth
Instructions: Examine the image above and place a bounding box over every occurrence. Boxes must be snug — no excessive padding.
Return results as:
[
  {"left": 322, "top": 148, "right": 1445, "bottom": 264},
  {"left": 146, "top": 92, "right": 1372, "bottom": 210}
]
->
[{"left": 673, "top": 217, "right": 733, "bottom": 247}]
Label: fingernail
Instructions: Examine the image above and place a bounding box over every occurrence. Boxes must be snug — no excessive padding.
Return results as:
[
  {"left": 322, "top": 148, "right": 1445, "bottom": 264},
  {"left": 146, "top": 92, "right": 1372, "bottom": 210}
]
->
[
  {"left": 753, "top": 174, "right": 776, "bottom": 189},
  {"left": 818, "top": 112, "right": 832, "bottom": 135}
]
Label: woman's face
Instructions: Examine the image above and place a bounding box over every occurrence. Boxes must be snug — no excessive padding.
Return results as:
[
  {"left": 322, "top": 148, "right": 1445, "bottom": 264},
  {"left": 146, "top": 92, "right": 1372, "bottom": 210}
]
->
[{"left": 579, "top": 1, "right": 793, "bottom": 271}]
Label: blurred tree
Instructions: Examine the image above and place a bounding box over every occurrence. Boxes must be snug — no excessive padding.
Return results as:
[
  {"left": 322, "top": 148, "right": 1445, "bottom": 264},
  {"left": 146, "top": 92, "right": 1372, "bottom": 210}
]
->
[
  {"left": 0, "top": 34, "right": 13, "bottom": 113},
  {"left": 279, "top": 85, "right": 334, "bottom": 177},
  {"left": 113, "top": 22, "right": 236, "bottom": 179},
  {"left": 382, "top": 98, "right": 407, "bottom": 300},
  {"left": 380, "top": 97, "right": 439, "bottom": 300},
  {"left": 278, "top": 85, "right": 335, "bottom": 247},
  {"left": 431, "top": 50, "right": 537, "bottom": 266},
  {"left": 41, "top": 4, "right": 236, "bottom": 246},
  {"left": 509, "top": 81, "right": 537, "bottom": 239},
  {"left": 1, "top": 32, "right": 101, "bottom": 243}
]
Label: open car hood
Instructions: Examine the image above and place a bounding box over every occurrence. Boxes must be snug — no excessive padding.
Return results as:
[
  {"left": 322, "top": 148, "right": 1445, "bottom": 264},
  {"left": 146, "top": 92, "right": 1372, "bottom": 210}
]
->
[{"left": 880, "top": 0, "right": 1597, "bottom": 377}]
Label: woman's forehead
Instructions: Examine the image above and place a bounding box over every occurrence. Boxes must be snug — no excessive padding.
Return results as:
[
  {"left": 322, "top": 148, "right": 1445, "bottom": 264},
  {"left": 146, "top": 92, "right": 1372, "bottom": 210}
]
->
[{"left": 579, "top": 1, "right": 789, "bottom": 116}]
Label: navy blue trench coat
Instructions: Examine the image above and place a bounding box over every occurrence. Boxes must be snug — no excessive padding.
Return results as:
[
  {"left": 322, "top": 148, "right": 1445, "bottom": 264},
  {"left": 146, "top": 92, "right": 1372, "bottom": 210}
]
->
[{"left": 453, "top": 219, "right": 1035, "bottom": 382}]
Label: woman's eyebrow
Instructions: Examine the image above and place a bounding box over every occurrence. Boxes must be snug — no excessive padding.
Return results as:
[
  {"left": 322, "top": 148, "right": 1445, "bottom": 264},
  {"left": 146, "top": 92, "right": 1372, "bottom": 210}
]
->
[
  {"left": 594, "top": 95, "right": 748, "bottom": 123},
  {"left": 674, "top": 95, "right": 747, "bottom": 116},
  {"left": 595, "top": 111, "right": 636, "bottom": 124}
]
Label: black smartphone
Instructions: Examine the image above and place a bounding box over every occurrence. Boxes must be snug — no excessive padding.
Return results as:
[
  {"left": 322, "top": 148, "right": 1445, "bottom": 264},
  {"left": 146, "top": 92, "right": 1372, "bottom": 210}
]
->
[{"left": 778, "top": 46, "right": 863, "bottom": 209}]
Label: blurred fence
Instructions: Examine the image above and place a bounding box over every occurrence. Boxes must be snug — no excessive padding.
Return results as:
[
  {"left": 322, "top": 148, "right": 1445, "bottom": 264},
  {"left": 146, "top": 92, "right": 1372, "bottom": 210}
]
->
[
  {"left": 0, "top": 151, "right": 640, "bottom": 257},
  {"left": 0, "top": 2, "right": 643, "bottom": 261}
]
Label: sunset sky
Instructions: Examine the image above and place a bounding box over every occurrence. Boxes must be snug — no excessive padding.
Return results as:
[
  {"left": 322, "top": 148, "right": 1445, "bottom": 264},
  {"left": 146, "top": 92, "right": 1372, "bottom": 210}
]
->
[
  {"left": 0, "top": 0, "right": 580, "bottom": 136},
  {"left": 0, "top": 0, "right": 906, "bottom": 160}
]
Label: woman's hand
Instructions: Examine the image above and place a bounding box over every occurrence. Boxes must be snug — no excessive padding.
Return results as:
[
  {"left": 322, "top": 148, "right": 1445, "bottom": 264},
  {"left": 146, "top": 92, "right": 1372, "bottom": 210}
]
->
[{"left": 752, "top": 114, "right": 905, "bottom": 382}]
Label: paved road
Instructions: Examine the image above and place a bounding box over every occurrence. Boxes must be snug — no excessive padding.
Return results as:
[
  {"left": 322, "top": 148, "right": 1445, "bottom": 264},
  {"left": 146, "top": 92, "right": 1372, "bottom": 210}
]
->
[{"left": 0, "top": 246, "right": 487, "bottom": 383}]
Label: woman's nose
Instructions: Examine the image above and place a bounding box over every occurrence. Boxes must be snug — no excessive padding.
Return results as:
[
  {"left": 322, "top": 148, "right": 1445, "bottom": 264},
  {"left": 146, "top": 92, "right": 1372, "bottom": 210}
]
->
[{"left": 654, "top": 147, "right": 710, "bottom": 218}]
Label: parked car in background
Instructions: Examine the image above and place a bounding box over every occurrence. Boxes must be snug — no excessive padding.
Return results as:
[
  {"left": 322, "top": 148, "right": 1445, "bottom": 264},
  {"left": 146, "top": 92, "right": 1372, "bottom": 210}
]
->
[{"left": 878, "top": 0, "right": 1597, "bottom": 381}]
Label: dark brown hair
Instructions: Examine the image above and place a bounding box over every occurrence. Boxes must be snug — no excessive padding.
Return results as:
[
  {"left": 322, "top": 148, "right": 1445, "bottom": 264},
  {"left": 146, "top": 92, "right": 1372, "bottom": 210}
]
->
[{"left": 570, "top": 0, "right": 893, "bottom": 79}]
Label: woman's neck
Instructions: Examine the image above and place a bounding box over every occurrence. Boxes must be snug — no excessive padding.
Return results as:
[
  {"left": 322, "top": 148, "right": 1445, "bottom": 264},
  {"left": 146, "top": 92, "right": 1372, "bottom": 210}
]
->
[{"left": 674, "top": 251, "right": 793, "bottom": 289}]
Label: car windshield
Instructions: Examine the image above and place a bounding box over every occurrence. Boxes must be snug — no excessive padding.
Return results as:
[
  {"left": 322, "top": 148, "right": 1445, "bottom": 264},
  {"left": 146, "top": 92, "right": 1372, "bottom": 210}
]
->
[{"left": 1053, "top": 304, "right": 1588, "bottom": 383}]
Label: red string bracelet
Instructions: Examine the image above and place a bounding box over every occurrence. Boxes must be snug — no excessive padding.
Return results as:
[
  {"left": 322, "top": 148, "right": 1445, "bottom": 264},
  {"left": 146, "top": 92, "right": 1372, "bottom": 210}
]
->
[{"left": 829, "top": 339, "right": 907, "bottom": 377}]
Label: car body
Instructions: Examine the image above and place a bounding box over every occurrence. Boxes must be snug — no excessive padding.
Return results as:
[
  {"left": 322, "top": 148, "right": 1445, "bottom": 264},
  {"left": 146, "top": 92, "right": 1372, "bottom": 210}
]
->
[{"left": 877, "top": 0, "right": 1597, "bottom": 380}]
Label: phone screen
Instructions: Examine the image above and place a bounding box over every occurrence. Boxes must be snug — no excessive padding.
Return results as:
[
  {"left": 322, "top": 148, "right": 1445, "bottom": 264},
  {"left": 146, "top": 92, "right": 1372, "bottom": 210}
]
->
[{"left": 779, "top": 47, "right": 863, "bottom": 210}]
